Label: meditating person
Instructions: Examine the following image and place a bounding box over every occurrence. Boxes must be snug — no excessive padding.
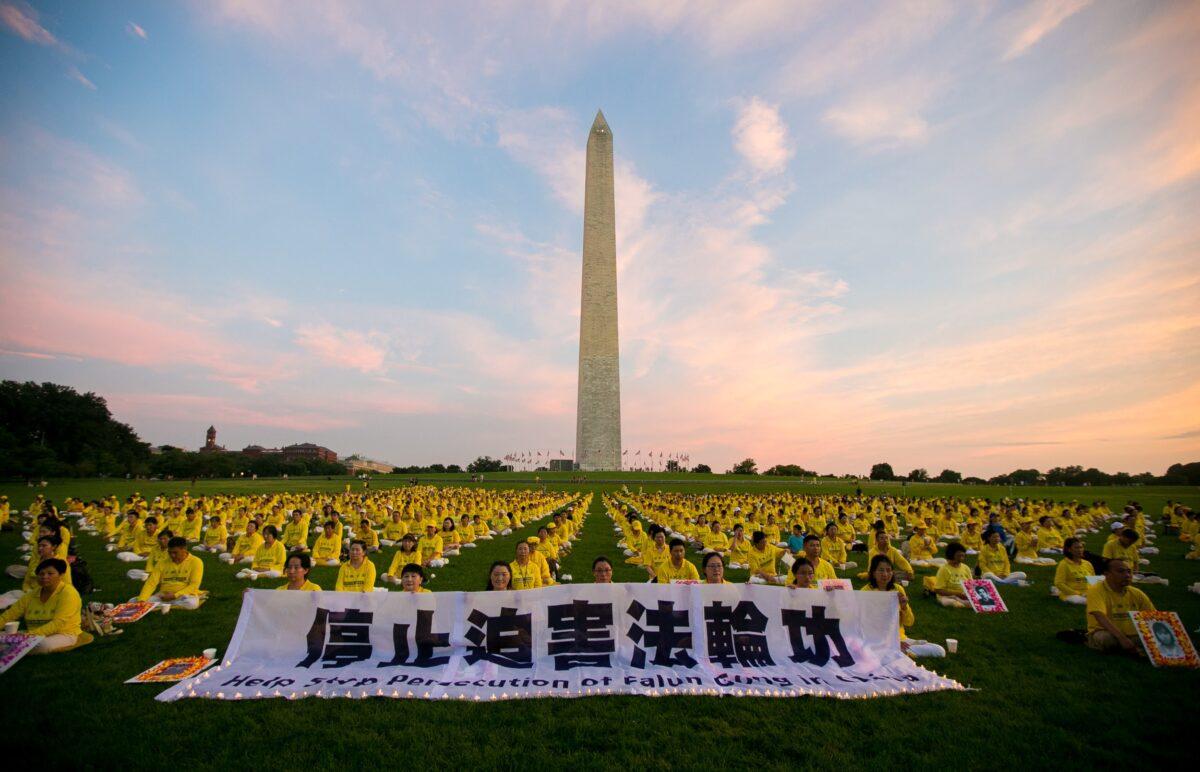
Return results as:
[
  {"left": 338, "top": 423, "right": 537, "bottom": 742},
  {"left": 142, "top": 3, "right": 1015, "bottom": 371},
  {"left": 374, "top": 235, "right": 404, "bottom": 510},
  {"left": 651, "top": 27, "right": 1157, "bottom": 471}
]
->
[
  {"left": 487, "top": 560, "right": 513, "bottom": 590},
  {"left": 747, "top": 531, "right": 786, "bottom": 584},
  {"left": 702, "top": 551, "right": 730, "bottom": 584},
  {"left": 380, "top": 511, "right": 406, "bottom": 547},
  {"left": 702, "top": 520, "right": 730, "bottom": 555},
  {"left": 440, "top": 517, "right": 461, "bottom": 556},
  {"left": 419, "top": 523, "right": 446, "bottom": 568},
  {"left": 791, "top": 535, "right": 838, "bottom": 584},
  {"left": 656, "top": 538, "right": 700, "bottom": 583},
  {"left": 194, "top": 516, "right": 227, "bottom": 554},
  {"left": 220, "top": 520, "right": 262, "bottom": 565},
  {"left": 398, "top": 563, "right": 430, "bottom": 593},
  {"left": 1, "top": 535, "right": 68, "bottom": 609},
  {"left": 1051, "top": 537, "right": 1094, "bottom": 604},
  {"left": 978, "top": 530, "right": 1029, "bottom": 586},
  {"left": 127, "top": 528, "right": 171, "bottom": 582},
  {"left": 116, "top": 516, "right": 159, "bottom": 562},
  {"left": 959, "top": 520, "right": 983, "bottom": 554},
  {"left": 335, "top": 540, "right": 379, "bottom": 592},
  {"left": 1086, "top": 557, "right": 1155, "bottom": 655},
  {"left": 822, "top": 522, "right": 856, "bottom": 570},
  {"left": 236, "top": 524, "right": 286, "bottom": 580},
  {"left": 786, "top": 522, "right": 807, "bottom": 555},
  {"left": 382, "top": 534, "right": 421, "bottom": 584},
  {"left": 907, "top": 523, "right": 946, "bottom": 568},
  {"left": 641, "top": 526, "right": 672, "bottom": 581},
  {"left": 863, "top": 554, "right": 945, "bottom": 657},
  {"left": 282, "top": 510, "right": 310, "bottom": 552},
  {"left": 458, "top": 515, "right": 477, "bottom": 548},
  {"left": 727, "top": 524, "right": 751, "bottom": 569},
  {"left": 277, "top": 553, "right": 321, "bottom": 591},
  {"left": 311, "top": 521, "right": 343, "bottom": 566},
  {"left": 1014, "top": 520, "right": 1056, "bottom": 565},
  {"left": 930, "top": 542, "right": 972, "bottom": 608},
  {"left": 591, "top": 556, "right": 614, "bottom": 584},
  {"left": 866, "top": 529, "right": 914, "bottom": 582},
  {"left": 0, "top": 558, "right": 83, "bottom": 653},
  {"left": 1036, "top": 515, "right": 1064, "bottom": 554},
  {"left": 510, "top": 540, "right": 542, "bottom": 590},
  {"left": 137, "top": 537, "right": 205, "bottom": 609}
]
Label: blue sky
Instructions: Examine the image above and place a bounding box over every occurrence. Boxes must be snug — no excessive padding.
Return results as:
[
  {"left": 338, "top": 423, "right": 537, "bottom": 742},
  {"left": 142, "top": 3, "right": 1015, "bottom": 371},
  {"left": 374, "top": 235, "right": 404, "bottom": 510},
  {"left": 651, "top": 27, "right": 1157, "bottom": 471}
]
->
[{"left": 0, "top": 0, "right": 1197, "bottom": 475}]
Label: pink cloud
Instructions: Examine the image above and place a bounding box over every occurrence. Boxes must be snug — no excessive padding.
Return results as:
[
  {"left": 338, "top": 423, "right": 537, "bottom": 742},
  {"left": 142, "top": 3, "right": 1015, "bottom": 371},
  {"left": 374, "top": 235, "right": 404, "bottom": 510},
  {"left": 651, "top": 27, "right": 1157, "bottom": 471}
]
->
[
  {"left": 126, "top": 21, "right": 147, "bottom": 40},
  {"left": 1002, "top": 0, "right": 1092, "bottom": 61},
  {"left": 731, "top": 98, "right": 792, "bottom": 176},
  {"left": 107, "top": 393, "right": 358, "bottom": 433},
  {"left": 66, "top": 66, "right": 96, "bottom": 90},
  {"left": 0, "top": 2, "right": 57, "bottom": 47},
  {"left": 293, "top": 323, "right": 389, "bottom": 373}
]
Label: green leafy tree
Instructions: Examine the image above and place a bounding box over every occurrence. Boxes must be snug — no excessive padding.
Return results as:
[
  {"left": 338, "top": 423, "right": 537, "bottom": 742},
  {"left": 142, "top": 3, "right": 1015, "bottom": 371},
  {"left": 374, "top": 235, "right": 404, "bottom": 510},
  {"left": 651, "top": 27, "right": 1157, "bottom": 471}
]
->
[
  {"left": 869, "top": 463, "right": 894, "bottom": 481},
  {"left": 729, "top": 458, "right": 758, "bottom": 475}
]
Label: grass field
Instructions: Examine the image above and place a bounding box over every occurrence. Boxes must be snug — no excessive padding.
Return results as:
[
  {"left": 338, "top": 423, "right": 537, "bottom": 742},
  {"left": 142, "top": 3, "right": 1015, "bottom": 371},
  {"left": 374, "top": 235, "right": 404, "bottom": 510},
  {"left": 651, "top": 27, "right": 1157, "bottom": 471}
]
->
[{"left": 2, "top": 475, "right": 1198, "bottom": 770}]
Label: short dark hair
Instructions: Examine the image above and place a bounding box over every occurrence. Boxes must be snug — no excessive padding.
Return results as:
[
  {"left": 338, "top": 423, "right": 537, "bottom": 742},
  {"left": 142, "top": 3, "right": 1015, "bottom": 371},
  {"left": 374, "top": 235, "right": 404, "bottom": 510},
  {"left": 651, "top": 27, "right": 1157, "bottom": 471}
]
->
[
  {"left": 401, "top": 563, "right": 424, "bottom": 579},
  {"left": 167, "top": 536, "right": 187, "bottom": 550},
  {"left": 262, "top": 525, "right": 279, "bottom": 538},
  {"left": 144, "top": 516, "right": 158, "bottom": 526},
  {"left": 669, "top": 537, "right": 685, "bottom": 549},
  {"left": 945, "top": 542, "right": 966, "bottom": 560},
  {"left": 702, "top": 551, "right": 725, "bottom": 570},
  {"left": 803, "top": 534, "right": 821, "bottom": 545},
  {"left": 287, "top": 553, "right": 312, "bottom": 570},
  {"left": 592, "top": 555, "right": 613, "bottom": 570},
  {"left": 1063, "top": 536, "right": 1081, "bottom": 552},
  {"left": 36, "top": 558, "right": 68, "bottom": 575}
]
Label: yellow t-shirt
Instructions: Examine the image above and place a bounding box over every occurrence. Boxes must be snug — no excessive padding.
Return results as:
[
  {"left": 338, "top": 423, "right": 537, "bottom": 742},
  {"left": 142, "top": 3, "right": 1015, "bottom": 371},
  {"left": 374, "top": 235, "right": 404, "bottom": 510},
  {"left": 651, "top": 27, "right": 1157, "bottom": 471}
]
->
[
  {"left": 276, "top": 580, "right": 322, "bottom": 591},
  {"left": 0, "top": 581, "right": 82, "bottom": 638},
  {"left": 252, "top": 540, "right": 287, "bottom": 573},
  {"left": 335, "top": 560, "right": 377, "bottom": 592},
  {"left": 934, "top": 562, "right": 972, "bottom": 594},
  {"left": 747, "top": 544, "right": 783, "bottom": 576},
  {"left": 139, "top": 554, "right": 204, "bottom": 600},
  {"left": 1054, "top": 558, "right": 1095, "bottom": 597},
  {"left": 658, "top": 560, "right": 700, "bottom": 583},
  {"left": 1085, "top": 581, "right": 1154, "bottom": 636},
  {"left": 510, "top": 560, "right": 542, "bottom": 590}
]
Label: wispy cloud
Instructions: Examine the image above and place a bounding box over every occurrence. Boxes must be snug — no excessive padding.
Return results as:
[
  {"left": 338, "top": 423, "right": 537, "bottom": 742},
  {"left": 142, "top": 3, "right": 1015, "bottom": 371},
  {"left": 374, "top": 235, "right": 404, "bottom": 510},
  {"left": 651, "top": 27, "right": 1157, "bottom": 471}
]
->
[
  {"left": 126, "top": 21, "right": 147, "bottom": 40},
  {"left": 1002, "top": 0, "right": 1092, "bottom": 61},
  {"left": 66, "top": 66, "right": 96, "bottom": 90},
  {"left": 0, "top": 2, "right": 58, "bottom": 47},
  {"left": 732, "top": 98, "right": 793, "bottom": 176},
  {"left": 293, "top": 324, "right": 389, "bottom": 374}
]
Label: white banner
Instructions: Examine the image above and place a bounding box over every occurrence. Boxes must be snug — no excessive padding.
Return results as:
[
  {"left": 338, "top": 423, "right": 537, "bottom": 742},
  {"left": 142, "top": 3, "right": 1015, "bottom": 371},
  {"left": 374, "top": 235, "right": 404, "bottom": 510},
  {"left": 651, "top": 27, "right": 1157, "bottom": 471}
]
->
[{"left": 156, "top": 584, "right": 963, "bottom": 701}]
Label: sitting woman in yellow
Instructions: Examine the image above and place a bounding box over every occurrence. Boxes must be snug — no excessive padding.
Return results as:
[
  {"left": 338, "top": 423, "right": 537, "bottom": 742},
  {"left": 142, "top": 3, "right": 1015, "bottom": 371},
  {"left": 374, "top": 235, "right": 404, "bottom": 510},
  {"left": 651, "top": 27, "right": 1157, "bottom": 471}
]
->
[
  {"left": 382, "top": 534, "right": 421, "bottom": 584},
  {"left": 236, "top": 524, "right": 286, "bottom": 580},
  {"left": 727, "top": 525, "right": 752, "bottom": 570},
  {"left": 439, "top": 518, "right": 461, "bottom": 556},
  {"left": 277, "top": 553, "right": 321, "bottom": 591},
  {"left": 1052, "top": 537, "right": 1094, "bottom": 604},
  {"left": 335, "top": 541, "right": 380, "bottom": 592},
  {"left": 458, "top": 515, "right": 478, "bottom": 547},
  {"left": 822, "top": 523, "right": 856, "bottom": 570},
  {"left": 310, "top": 521, "right": 342, "bottom": 566},
  {"left": 127, "top": 529, "right": 171, "bottom": 582},
  {"left": 116, "top": 517, "right": 159, "bottom": 562},
  {"left": 355, "top": 518, "right": 381, "bottom": 553},
  {"left": 1, "top": 535, "right": 70, "bottom": 609},
  {"left": 864, "top": 530, "right": 913, "bottom": 582},
  {"left": 702, "top": 521, "right": 730, "bottom": 555},
  {"left": 194, "top": 516, "right": 228, "bottom": 554},
  {"left": 907, "top": 524, "right": 946, "bottom": 568},
  {"left": 399, "top": 563, "right": 432, "bottom": 593},
  {"left": 1036, "top": 516, "right": 1064, "bottom": 554},
  {"left": 864, "top": 554, "right": 945, "bottom": 657},
  {"left": 510, "top": 541, "right": 542, "bottom": 590},
  {"left": 959, "top": 521, "right": 983, "bottom": 554},
  {"left": 418, "top": 523, "right": 446, "bottom": 568},
  {"left": 641, "top": 527, "right": 672, "bottom": 580},
  {"left": 221, "top": 521, "right": 263, "bottom": 565},
  {"left": 471, "top": 514, "right": 492, "bottom": 541},
  {"left": 1014, "top": 521, "right": 1056, "bottom": 566},
  {"left": 0, "top": 558, "right": 82, "bottom": 653},
  {"left": 929, "top": 542, "right": 972, "bottom": 608},
  {"left": 107, "top": 511, "right": 140, "bottom": 552},
  {"left": 978, "top": 531, "right": 1028, "bottom": 586},
  {"left": 282, "top": 511, "right": 310, "bottom": 552},
  {"left": 380, "top": 511, "right": 407, "bottom": 547}
]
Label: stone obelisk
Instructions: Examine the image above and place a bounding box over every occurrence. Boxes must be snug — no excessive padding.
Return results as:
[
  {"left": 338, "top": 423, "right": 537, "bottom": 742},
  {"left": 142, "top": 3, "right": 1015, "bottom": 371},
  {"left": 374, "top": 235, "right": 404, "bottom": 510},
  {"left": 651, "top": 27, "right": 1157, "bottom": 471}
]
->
[{"left": 575, "top": 110, "right": 622, "bottom": 471}]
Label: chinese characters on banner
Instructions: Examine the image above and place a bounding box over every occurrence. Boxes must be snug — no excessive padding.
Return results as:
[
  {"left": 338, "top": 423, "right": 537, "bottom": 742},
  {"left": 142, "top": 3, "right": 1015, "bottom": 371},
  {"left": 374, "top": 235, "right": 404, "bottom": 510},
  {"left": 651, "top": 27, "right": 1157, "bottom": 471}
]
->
[{"left": 156, "top": 584, "right": 964, "bottom": 701}]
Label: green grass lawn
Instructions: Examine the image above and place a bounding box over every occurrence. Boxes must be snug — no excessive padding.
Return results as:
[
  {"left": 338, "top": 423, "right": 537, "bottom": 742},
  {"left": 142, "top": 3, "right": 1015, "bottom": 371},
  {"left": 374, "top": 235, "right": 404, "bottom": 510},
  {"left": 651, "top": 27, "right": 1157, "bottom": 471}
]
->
[{"left": 2, "top": 476, "right": 1198, "bottom": 770}]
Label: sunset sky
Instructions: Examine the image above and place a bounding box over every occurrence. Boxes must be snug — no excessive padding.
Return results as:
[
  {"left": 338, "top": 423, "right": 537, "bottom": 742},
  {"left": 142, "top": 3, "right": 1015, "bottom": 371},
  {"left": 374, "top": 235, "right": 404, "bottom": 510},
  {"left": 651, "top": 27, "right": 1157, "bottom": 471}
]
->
[{"left": 1, "top": 0, "right": 1197, "bottom": 476}]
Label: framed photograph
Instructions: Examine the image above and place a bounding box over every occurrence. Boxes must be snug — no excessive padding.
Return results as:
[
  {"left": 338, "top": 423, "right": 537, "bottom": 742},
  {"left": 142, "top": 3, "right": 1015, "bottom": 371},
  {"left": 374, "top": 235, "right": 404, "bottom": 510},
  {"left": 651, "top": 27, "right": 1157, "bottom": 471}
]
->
[
  {"left": 0, "top": 633, "right": 43, "bottom": 675},
  {"left": 818, "top": 578, "right": 852, "bottom": 591},
  {"left": 1130, "top": 611, "right": 1199, "bottom": 668},
  {"left": 962, "top": 579, "right": 1007, "bottom": 613},
  {"left": 109, "top": 601, "right": 158, "bottom": 624},
  {"left": 126, "top": 656, "right": 216, "bottom": 683}
]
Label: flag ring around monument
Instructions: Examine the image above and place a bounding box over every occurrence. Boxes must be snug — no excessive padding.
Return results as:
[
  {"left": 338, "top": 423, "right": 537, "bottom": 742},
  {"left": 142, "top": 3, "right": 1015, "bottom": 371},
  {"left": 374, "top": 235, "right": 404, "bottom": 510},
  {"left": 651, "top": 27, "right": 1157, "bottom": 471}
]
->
[{"left": 157, "top": 584, "right": 966, "bottom": 701}]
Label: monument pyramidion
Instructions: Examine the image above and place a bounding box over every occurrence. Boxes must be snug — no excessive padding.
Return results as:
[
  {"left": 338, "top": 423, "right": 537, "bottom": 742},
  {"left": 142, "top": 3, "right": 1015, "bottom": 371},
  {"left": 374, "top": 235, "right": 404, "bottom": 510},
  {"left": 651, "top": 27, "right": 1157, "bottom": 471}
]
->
[{"left": 574, "top": 110, "right": 623, "bottom": 471}]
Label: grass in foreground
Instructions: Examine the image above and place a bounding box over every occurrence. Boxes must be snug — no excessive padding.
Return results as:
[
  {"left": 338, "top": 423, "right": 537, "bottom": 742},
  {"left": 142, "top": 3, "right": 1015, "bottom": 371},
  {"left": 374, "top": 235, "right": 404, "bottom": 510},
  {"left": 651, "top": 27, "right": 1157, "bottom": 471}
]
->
[{"left": 1, "top": 477, "right": 1197, "bottom": 770}]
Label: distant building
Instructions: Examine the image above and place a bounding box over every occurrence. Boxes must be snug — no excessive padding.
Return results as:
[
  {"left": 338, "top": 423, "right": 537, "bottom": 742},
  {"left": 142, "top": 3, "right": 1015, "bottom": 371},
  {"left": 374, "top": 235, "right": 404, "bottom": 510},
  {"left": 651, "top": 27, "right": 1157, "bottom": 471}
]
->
[
  {"left": 199, "top": 425, "right": 226, "bottom": 453},
  {"left": 344, "top": 455, "right": 394, "bottom": 474},
  {"left": 280, "top": 443, "right": 338, "bottom": 463}
]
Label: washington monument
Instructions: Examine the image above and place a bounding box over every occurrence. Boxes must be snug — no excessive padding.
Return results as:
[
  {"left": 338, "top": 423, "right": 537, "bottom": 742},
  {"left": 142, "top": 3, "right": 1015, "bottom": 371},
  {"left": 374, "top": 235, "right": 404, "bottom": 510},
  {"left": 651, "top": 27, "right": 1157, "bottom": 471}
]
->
[{"left": 575, "top": 110, "right": 622, "bottom": 471}]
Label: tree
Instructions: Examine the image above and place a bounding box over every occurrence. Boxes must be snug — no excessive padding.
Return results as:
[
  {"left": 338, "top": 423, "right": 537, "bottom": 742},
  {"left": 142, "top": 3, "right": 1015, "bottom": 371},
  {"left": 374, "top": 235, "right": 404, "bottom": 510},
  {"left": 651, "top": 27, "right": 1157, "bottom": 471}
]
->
[
  {"left": 869, "top": 463, "right": 894, "bottom": 481},
  {"left": 935, "top": 468, "right": 962, "bottom": 483},
  {"left": 763, "top": 464, "right": 817, "bottom": 477},
  {"left": 467, "top": 456, "right": 504, "bottom": 473},
  {"left": 665, "top": 459, "right": 681, "bottom": 472},
  {"left": 907, "top": 468, "right": 930, "bottom": 482},
  {"left": 692, "top": 464, "right": 712, "bottom": 473},
  {"left": 729, "top": 458, "right": 757, "bottom": 475}
]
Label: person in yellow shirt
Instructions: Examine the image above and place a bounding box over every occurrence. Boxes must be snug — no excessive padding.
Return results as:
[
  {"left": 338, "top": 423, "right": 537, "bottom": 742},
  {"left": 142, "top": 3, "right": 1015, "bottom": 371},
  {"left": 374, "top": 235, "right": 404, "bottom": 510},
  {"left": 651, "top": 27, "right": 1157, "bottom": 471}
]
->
[
  {"left": 116, "top": 516, "right": 159, "bottom": 562},
  {"left": 641, "top": 527, "right": 672, "bottom": 580},
  {"left": 137, "top": 537, "right": 204, "bottom": 609},
  {"left": 311, "top": 521, "right": 343, "bottom": 567},
  {"left": 237, "top": 525, "right": 286, "bottom": 580},
  {"left": 1036, "top": 515, "right": 1064, "bottom": 554},
  {"left": 960, "top": 521, "right": 983, "bottom": 554},
  {"left": 865, "top": 530, "right": 913, "bottom": 582},
  {"left": 1, "top": 535, "right": 69, "bottom": 609},
  {"left": 1052, "top": 537, "right": 1095, "bottom": 605},
  {"left": 747, "top": 531, "right": 786, "bottom": 584},
  {"left": 399, "top": 564, "right": 431, "bottom": 593},
  {"left": 1085, "top": 557, "right": 1155, "bottom": 654},
  {"left": 382, "top": 534, "right": 422, "bottom": 584},
  {"left": 907, "top": 524, "right": 946, "bottom": 568},
  {"left": 822, "top": 523, "right": 856, "bottom": 570},
  {"left": 702, "top": 552, "right": 730, "bottom": 584},
  {"left": 1014, "top": 520, "right": 1056, "bottom": 566},
  {"left": 419, "top": 524, "right": 446, "bottom": 568},
  {"left": 457, "top": 515, "right": 477, "bottom": 549},
  {"left": 510, "top": 541, "right": 542, "bottom": 590},
  {"left": 656, "top": 539, "right": 700, "bottom": 583},
  {"left": 282, "top": 511, "right": 310, "bottom": 552},
  {"left": 789, "top": 535, "right": 838, "bottom": 585},
  {"left": 127, "top": 529, "right": 171, "bottom": 582},
  {"left": 787, "top": 558, "right": 817, "bottom": 589},
  {"left": 931, "top": 543, "right": 972, "bottom": 608},
  {"left": 978, "top": 531, "right": 1028, "bottom": 586},
  {"left": 355, "top": 518, "right": 381, "bottom": 553},
  {"left": 277, "top": 554, "right": 321, "bottom": 591},
  {"left": 221, "top": 521, "right": 263, "bottom": 565},
  {"left": 179, "top": 509, "right": 204, "bottom": 542},
  {"left": 0, "top": 558, "right": 82, "bottom": 653},
  {"left": 335, "top": 541, "right": 379, "bottom": 592},
  {"left": 727, "top": 524, "right": 751, "bottom": 570},
  {"left": 380, "top": 511, "right": 406, "bottom": 547},
  {"left": 1102, "top": 528, "right": 1146, "bottom": 574},
  {"left": 194, "top": 516, "right": 228, "bottom": 554},
  {"left": 700, "top": 521, "right": 730, "bottom": 555},
  {"left": 863, "top": 554, "right": 945, "bottom": 657}
]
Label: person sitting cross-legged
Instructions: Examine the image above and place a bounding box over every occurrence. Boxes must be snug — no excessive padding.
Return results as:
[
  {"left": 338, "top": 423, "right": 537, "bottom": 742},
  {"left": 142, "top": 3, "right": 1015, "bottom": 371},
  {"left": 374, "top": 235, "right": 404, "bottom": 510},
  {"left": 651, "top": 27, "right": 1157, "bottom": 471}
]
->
[
  {"left": 1051, "top": 537, "right": 1094, "bottom": 605},
  {"left": 929, "top": 542, "right": 973, "bottom": 608},
  {"left": 978, "top": 530, "right": 1029, "bottom": 586},
  {"left": 1085, "top": 557, "right": 1154, "bottom": 655},
  {"left": 136, "top": 536, "right": 204, "bottom": 610},
  {"left": 0, "top": 558, "right": 83, "bottom": 653}
]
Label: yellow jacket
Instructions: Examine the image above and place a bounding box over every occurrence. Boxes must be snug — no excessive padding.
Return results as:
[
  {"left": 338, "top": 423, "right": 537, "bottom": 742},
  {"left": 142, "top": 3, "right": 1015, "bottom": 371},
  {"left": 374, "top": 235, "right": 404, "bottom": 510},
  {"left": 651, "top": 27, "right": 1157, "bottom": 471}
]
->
[
  {"left": 0, "top": 581, "right": 82, "bottom": 637},
  {"left": 139, "top": 554, "right": 204, "bottom": 600}
]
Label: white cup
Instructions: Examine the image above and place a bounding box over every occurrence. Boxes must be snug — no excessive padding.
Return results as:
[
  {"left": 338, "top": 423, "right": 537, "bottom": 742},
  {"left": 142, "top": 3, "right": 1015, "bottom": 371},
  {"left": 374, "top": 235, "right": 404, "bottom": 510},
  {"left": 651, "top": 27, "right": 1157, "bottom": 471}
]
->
[
  {"left": 160, "top": 603, "right": 172, "bottom": 615},
  {"left": 946, "top": 638, "right": 958, "bottom": 654},
  {"left": 203, "top": 648, "right": 217, "bottom": 660},
  {"left": 4, "top": 621, "right": 19, "bottom": 634}
]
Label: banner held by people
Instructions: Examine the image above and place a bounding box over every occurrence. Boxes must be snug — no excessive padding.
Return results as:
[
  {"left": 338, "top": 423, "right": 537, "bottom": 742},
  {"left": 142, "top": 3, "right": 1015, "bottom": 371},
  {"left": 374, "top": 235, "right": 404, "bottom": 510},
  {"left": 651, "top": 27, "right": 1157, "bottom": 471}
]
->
[{"left": 157, "top": 584, "right": 965, "bottom": 701}]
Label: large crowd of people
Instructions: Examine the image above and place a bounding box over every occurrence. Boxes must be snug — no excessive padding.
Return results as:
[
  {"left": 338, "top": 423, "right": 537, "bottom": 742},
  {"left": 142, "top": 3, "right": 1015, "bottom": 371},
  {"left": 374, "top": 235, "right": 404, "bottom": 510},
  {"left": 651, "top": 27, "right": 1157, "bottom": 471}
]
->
[{"left": 0, "top": 486, "right": 1193, "bottom": 661}]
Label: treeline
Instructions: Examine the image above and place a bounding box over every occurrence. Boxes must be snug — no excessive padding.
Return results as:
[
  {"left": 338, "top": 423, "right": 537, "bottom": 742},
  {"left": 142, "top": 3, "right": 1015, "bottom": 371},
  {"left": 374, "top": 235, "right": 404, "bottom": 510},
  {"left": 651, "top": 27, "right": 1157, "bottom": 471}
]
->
[
  {"left": 867, "top": 461, "right": 1200, "bottom": 486},
  {"left": 0, "top": 381, "right": 346, "bottom": 479}
]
